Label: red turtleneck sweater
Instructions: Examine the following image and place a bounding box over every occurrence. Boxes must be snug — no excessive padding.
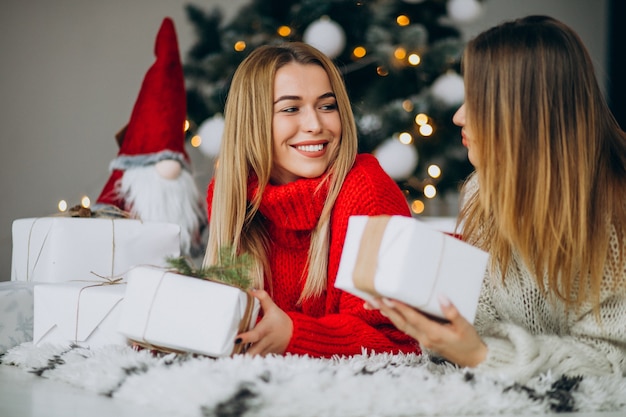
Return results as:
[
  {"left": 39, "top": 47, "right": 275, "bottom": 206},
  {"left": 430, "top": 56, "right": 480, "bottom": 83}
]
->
[{"left": 207, "top": 153, "right": 419, "bottom": 357}]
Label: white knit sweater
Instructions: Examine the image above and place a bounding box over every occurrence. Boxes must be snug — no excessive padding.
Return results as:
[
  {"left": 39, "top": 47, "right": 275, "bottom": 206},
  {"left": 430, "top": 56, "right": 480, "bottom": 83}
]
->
[{"left": 465, "top": 177, "right": 626, "bottom": 382}]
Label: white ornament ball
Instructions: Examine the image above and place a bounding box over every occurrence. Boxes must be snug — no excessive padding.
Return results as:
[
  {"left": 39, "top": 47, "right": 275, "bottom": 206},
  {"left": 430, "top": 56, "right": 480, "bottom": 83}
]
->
[
  {"left": 430, "top": 72, "right": 465, "bottom": 107},
  {"left": 447, "top": 0, "right": 482, "bottom": 23},
  {"left": 303, "top": 17, "right": 346, "bottom": 59},
  {"left": 197, "top": 114, "right": 225, "bottom": 158},
  {"left": 374, "top": 138, "right": 419, "bottom": 181}
]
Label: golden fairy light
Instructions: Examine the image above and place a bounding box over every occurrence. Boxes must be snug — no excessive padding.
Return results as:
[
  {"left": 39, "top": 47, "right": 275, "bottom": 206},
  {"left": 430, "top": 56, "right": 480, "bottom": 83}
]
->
[
  {"left": 277, "top": 26, "right": 291, "bottom": 37},
  {"left": 81, "top": 196, "right": 91, "bottom": 208},
  {"left": 419, "top": 123, "right": 434, "bottom": 136},
  {"left": 184, "top": 120, "right": 190, "bottom": 132},
  {"left": 190, "top": 135, "right": 202, "bottom": 148},
  {"left": 234, "top": 41, "right": 246, "bottom": 51},
  {"left": 396, "top": 15, "right": 410, "bottom": 26},
  {"left": 411, "top": 199, "right": 425, "bottom": 214},
  {"left": 58, "top": 200, "right": 68, "bottom": 212},
  {"left": 398, "top": 132, "right": 413, "bottom": 144},
  {"left": 376, "top": 66, "right": 389, "bottom": 76},
  {"left": 394, "top": 47, "right": 407, "bottom": 60},
  {"left": 408, "top": 53, "right": 421, "bottom": 66},
  {"left": 402, "top": 100, "right": 413, "bottom": 112},
  {"left": 414, "top": 113, "right": 428, "bottom": 126},
  {"left": 353, "top": 46, "right": 367, "bottom": 58},
  {"left": 424, "top": 184, "right": 437, "bottom": 199},
  {"left": 427, "top": 164, "right": 441, "bottom": 178}
]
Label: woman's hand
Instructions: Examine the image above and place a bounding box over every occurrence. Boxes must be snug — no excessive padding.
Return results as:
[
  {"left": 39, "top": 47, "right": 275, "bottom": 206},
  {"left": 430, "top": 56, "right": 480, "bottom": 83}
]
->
[
  {"left": 375, "top": 296, "right": 487, "bottom": 367},
  {"left": 235, "top": 289, "right": 293, "bottom": 356}
]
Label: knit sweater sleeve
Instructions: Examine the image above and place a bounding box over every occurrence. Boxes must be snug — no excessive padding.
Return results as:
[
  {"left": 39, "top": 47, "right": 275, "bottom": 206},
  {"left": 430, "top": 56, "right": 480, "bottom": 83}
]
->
[
  {"left": 473, "top": 253, "right": 626, "bottom": 383},
  {"left": 284, "top": 154, "right": 420, "bottom": 357}
]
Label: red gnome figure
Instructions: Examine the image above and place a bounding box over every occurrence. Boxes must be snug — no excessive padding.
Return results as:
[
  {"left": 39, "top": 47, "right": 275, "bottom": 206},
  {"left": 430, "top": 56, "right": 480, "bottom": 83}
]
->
[{"left": 96, "top": 17, "right": 205, "bottom": 256}]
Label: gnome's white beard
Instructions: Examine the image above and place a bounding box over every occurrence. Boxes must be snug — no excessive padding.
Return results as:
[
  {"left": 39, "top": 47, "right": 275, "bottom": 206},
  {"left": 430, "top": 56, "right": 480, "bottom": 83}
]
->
[{"left": 118, "top": 165, "right": 206, "bottom": 256}]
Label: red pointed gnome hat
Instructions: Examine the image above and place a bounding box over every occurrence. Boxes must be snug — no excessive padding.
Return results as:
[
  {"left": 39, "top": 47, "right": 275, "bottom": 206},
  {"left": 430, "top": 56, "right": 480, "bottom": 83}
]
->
[{"left": 97, "top": 17, "right": 189, "bottom": 207}]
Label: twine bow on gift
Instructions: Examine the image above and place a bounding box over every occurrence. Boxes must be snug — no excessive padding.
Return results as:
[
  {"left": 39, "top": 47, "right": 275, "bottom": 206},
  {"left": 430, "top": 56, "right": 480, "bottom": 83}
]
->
[{"left": 72, "top": 274, "right": 126, "bottom": 345}]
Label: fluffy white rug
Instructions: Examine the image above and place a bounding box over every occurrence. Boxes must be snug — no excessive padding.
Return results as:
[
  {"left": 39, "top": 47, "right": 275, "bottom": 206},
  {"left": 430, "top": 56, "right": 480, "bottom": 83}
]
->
[{"left": 2, "top": 342, "right": 625, "bottom": 417}]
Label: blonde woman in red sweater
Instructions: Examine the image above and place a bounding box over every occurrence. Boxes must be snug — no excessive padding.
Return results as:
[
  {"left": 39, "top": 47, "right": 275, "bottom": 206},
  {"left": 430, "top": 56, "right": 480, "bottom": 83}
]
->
[{"left": 202, "top": 42, "right": 418, "bottom": 358}]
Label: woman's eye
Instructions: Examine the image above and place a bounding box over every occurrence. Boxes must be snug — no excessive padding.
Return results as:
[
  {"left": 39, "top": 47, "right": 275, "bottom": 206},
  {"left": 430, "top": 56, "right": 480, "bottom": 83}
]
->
[
  {"left": 320, "top": 103, "right": 338, "bottom": 111},
  {"left": 281, "top": 106, "right": 298, "bottom": 113}
]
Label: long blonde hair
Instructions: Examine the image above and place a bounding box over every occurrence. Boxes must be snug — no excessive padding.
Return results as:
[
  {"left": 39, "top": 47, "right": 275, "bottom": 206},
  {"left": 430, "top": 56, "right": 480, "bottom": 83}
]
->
[
  {"left": 459, "top": 16, "right": 626, "bottom": 308},
  {"left": 203, "top": 42, "right": 358, "bottom": 301}
]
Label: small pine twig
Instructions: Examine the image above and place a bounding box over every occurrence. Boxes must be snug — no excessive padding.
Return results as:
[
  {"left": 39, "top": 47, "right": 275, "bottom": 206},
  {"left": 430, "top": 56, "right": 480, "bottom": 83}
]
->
[{"left": 166, "top": 248, "right": 253, "bottom": 290}]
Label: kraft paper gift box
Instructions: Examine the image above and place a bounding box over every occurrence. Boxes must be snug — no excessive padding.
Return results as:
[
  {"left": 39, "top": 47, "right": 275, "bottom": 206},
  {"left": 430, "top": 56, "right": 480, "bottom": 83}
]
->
[
  {"left": 0, "top": 281, "right": 36, "bottom": 353},
  {"left": 335, "top": 215, "right": 489, "bottom": 323},
  {"left": 11, "top": 217, "right": 180, "bottom": 283},
  {"left": 118, "top": 266, "right": 260, "bottom": 357},
  {"left": 33, "top": 281, "right": 128, "bottom": 348}
]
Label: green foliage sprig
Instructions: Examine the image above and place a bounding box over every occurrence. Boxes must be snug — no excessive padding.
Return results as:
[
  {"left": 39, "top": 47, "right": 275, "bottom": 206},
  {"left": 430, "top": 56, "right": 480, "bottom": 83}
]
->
[{"left": 166, "top": 248, "right": 253, "bottom": 290}]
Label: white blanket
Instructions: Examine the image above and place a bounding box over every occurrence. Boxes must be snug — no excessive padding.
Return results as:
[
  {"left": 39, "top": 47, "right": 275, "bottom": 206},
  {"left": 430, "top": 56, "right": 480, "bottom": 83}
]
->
[{"left": 2, "top": 343, "right": 625, "bottom": 417}]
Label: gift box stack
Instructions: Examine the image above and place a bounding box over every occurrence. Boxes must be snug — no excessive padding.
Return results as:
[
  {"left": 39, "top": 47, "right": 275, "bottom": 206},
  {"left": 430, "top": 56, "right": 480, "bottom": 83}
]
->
[
  {"left": 8, "top": 216, "right": 182, "bottom": 350},
  {"left": 6, "top": 216, "right": 259, "bottom": 358}
]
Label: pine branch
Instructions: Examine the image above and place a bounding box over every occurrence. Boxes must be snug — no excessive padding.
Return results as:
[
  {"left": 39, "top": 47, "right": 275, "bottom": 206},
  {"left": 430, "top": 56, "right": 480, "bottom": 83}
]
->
[{"left": 166, "top": 248, "right": 254, "bottom": 290}]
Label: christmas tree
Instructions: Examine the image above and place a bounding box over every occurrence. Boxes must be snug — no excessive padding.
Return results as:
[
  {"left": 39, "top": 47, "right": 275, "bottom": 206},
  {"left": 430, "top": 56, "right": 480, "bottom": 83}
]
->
[{"left": 183, "top": 0, "right": 483, "bottom": 216}]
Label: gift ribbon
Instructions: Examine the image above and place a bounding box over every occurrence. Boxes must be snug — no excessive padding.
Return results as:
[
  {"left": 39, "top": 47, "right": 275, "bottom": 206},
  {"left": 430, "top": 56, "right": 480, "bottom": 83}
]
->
[
  {"left": 352, "top": 216, "right": 391, "bottom": 297},
  {"left": 132, "top": 269, "right": 256, "bottom": 357}
]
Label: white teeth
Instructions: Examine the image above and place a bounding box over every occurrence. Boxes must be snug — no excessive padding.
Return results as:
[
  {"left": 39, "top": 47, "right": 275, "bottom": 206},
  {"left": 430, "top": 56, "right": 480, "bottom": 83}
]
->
[{"left": 296, "top": 144, "right": 324, "bottom": 152}]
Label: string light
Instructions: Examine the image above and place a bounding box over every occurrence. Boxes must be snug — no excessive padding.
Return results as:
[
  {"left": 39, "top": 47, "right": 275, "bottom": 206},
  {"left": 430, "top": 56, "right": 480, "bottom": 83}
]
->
[
  {"left": 277, "top": 26, "right": 291, "bottom": 37},
  {"left": 352, "top": 46, "right": 367, "bottom": 59},
  {"left": 81, "top": 196, "right": 91, "bottom": 208},
  {"left": 398, "top": 132, "right": 413, "bottom": 144},
  {"left": 58, "top": 200, "right": 68, "bottom": 212},
  {"left": 424, "top": 184, "right": 437, "bottom": 198},
  {"left": 234, "top": 41, "right": 246, "bottom": 52},
  {"left": 419, "top": 123, "right": 434, "bottom": 136},
  {"left": 402, "top": 100, "right": 413, "bottom": 112},
  {"left": 184, "top": 120, "right": 190, "bottom": 132},
  {"left": 376, "top": 66, "right": 389, "bottom": 76},
  {"left": 190, "top": 135, "right": 202, "bottom": 148},
  {"left": 411, "top": 199, "right": 425, "bottom": 214},
  {"left": 394, "top": 47, "right": 407, "bottom": 60},
  {"left": 408, "top": 53, "right": 421, "bottom": 66},
  {"left": 414, "top": 113, "right": 429, "bottom": 126},
  {"left": 396, "top": 15, "right": 410, "bottom": 26},
  {"left": 427, "top": 164, "right": 441, "bottom": 178}
]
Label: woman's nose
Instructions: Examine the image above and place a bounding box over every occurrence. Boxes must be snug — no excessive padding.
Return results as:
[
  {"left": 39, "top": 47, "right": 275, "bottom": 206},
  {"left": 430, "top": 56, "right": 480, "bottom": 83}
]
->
[
  {"left": 302, "top": 109, "right": 323, "bottom": 133},
  {"left": 452, "top": 103, "right": 466, "bottom": 127}
]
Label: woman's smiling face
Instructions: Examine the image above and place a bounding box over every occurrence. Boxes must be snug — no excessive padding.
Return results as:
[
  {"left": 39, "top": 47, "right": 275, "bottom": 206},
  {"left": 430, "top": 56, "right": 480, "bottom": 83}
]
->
[{"left": 270, "top": 62, "right": 341, "bottom": 184}]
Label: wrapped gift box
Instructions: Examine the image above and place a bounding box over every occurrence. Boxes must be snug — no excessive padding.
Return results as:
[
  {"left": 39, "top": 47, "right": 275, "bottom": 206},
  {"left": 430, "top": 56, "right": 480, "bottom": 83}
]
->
[
  {"left": 34, "top": 281, "right": 128, "bottom": 348},
  {"left": 0, "top": 281, "right": 36, "bottom": 353},
  {"left": 11, "top": 217, "right": 180, "bottom": 283},
  {"left": 118, "top": 266, "right": 260, "bottom": 357},
  {"left": 335, "top": 215, "right": 489, "bottom": 323}
]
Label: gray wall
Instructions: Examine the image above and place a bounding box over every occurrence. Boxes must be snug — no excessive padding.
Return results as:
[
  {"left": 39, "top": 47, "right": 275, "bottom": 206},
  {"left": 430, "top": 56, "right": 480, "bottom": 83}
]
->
[{"left": 0, "top": 0, "right": 608, "bottom": 280}]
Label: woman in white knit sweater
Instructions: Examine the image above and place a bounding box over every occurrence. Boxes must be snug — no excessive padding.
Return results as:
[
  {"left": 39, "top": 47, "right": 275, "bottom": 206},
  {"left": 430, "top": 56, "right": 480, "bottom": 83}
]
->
[{"left": 376, "top": 15, "right": 626, "bottom": 382}]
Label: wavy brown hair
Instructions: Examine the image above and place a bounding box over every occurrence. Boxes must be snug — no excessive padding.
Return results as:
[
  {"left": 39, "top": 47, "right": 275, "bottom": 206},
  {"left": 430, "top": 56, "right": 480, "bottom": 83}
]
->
[{"left": 459, "top": 16, "right": 626, "bottom": 309}]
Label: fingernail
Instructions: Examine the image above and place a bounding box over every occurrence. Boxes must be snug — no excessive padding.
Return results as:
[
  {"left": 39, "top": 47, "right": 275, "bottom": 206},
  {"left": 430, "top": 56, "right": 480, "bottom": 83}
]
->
[
  {"left": 235, "top": 338, "right": 242, "bottom": 344},
  {"left": 382, "top": 298, "right": 395, "bottom": 308},
  {"left": 368, "top": 299, "right": 380, "bottom": 309},
  {"left": 438, "top": 294, "right": 451, "bottom": 308}
]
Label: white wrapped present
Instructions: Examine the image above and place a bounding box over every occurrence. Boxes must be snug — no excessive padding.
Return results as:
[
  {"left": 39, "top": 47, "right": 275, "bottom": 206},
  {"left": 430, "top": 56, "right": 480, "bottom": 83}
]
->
[
  {"left": 11, "top": 217, "right": 180, "bottom": 283},
  {"left": 33, "top": 281, "right": 128, "bottom": 348},
  {"left": 118, "top": 266, "right": 260, "bottom": 357},
  {"left": 0, "top": 281, "right": 36, "bottom": 353},
  {"left": 335, "top": 215, "right": 489, "bottom": 323}
]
